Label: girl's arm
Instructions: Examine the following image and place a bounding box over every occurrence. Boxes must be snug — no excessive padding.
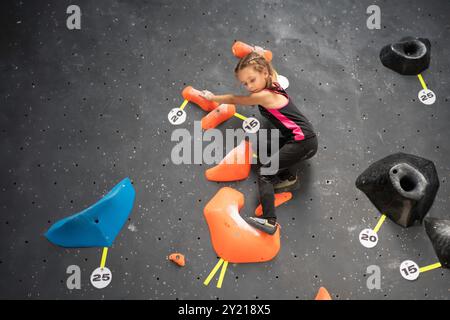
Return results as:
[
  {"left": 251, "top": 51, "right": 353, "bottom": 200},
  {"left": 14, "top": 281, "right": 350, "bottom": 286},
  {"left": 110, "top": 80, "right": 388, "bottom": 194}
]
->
[{"left": 202, "top": 90, "right": 275, "bottom": 107}]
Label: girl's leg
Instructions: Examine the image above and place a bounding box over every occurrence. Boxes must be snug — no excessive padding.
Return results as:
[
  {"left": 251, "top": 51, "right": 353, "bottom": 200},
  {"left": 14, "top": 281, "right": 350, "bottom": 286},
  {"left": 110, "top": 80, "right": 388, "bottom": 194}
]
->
[
  {"left": 247, "top": 136, "right": 318, "bottom": 234},
  {"left": 256, "top": 136, "right": 319, "bottom": 220},
  {"left": 255, "top": 134, "right": 287, "bottom": 220}
]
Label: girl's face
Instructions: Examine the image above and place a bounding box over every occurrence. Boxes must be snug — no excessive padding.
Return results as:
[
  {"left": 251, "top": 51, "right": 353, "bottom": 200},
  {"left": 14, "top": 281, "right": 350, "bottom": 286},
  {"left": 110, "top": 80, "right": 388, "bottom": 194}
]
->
[{"left": 237, "top": 66, "right": 269, "bottom": 93}]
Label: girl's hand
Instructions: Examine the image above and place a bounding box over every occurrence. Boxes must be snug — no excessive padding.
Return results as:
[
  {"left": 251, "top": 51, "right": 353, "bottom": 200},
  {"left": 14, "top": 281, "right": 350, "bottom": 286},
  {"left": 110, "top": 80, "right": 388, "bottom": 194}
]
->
[{"left": 200, "top": 90, "right": 215, "bottom": 100}]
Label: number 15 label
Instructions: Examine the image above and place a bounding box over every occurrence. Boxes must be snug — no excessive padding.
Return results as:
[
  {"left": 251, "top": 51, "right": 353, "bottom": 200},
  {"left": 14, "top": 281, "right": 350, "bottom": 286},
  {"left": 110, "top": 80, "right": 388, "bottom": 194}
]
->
[
  {"left": 243, "top": 117, "right": 260, "bottom": 133},
  {"left": 400, "top": 260, "right": 419, "bottom": 281}
]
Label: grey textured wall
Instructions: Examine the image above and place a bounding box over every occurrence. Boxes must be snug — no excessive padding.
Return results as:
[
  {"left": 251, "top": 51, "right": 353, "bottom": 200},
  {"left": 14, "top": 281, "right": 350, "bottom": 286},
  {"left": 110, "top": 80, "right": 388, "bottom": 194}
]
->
[{"left": 0, "top": 0, "right": 449, "bottom": 299}]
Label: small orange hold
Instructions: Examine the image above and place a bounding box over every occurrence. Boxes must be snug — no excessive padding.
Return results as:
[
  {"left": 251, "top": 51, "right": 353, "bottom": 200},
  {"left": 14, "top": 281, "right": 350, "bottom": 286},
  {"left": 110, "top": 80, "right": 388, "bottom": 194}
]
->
[
  {"left": 314, "top": 287, "right": 332, "bottom": 300},
  {"left": 201, "top": 104, "right": 236, "bottom": 130},
  {"left": 232, "top": 41, "right": 273, "bottom": 62},
  {"left": 168, "top": 253, "right": 186, "bottom": 267},
  {"left": 182, "top": 86, "right": 219, "bottom": 112},
  {"left": 255, "top": 192, "right": 293, "bottom": 217}
]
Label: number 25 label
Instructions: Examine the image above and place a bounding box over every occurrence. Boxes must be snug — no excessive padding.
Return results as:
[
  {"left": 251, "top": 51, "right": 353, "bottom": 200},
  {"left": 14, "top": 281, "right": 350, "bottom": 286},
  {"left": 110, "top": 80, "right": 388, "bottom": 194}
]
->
[
  {"left": 418, "top": 89, "right": 436, "bottom": 105},
  {"left": 90, "top": 267, "right": 112, "bottom": 289}
]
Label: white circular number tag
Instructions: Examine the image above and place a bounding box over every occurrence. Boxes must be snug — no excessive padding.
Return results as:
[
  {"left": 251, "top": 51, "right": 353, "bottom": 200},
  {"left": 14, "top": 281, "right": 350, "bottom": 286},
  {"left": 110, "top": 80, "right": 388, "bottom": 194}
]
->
[
  {"left": 168, "top": 108, "right": 186, "bottom": 125},
  {"left": 418, "top": 89, "right": 436, "bottom": 105},
  {"left": 399, "top": 260, "right": 419, "bottom": 281},
  {"left": 243, "top": 117, "right": 260, "bottom": 133},
  {"left": 359, "top": 228, "right": 379, "bottom": 248},
  {"left": 277, "top": 75, "right": 290, "bottom": 90},
  {"left": 90, "top": 267, "right": 112, "bottom": 289}
]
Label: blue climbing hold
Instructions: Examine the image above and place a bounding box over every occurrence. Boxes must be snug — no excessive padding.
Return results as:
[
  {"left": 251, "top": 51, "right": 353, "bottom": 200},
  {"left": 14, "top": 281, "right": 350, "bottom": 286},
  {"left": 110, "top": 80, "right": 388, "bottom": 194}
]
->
[{"left": 45, "top": 178, "right": 135, "bottom": 248}]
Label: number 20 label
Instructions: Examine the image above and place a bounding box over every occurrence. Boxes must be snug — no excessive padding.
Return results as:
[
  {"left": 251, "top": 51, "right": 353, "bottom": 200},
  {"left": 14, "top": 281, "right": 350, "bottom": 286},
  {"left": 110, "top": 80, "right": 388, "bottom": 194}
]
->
[
  {"left": 168, "top": 108, "right": 187, "bottom": 125},
  {"left": 359, "top": 228, "right": 379, "bottom": 248},
  {"left": 90, "top": 267, "right": 112, "bottom": 289}
]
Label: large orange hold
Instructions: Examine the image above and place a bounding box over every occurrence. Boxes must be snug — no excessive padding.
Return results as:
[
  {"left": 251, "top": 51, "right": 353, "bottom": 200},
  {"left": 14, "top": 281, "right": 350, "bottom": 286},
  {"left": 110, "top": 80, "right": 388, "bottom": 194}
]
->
[
  {"left": 201, "top": 104, "right": 236, "bottom": 130},
  {"left": 314, "top": 287, "right": 332, "bottom": 300},
  {"left": 205, "top": 139, "right": 252, "bottom": 182},
  {"left": 182, "top": 86, "right": 219, "bottom": 112},
  {"left": 204, "top": 187, "right": 281, "bottom": 263},
  {"left": 232, "top": 41, "right": 273, "bottom": 62},
  {"left": 255, "top": 192, "right": 293, "bottom": 217}
]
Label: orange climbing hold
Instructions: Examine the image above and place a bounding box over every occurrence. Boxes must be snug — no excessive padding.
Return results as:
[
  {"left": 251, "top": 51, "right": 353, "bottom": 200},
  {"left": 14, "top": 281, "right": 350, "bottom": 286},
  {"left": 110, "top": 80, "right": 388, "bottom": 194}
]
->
[
  {"left": 182, "top": 86, "right": 219, "bottom": 112},
  {"left": 314, "top": 287, "right": 332, "bottom": 300},
  {"left": 201, "top": 104, "right": 236, "bottom": 130},
  {"left": 232, "top": 41, "right": 273, "bottom": 62},
  {"left": 205, "top": 139, "right": 252, "bottom": 182},
  {"left": 204, "top": 187, "right": 281, "bottom": 263},
  {"left": 255, "top": 192, "right": 293, "bottom": 217},
  {"left": 168, "top": 253, "right": 186, "bottom": 267}
]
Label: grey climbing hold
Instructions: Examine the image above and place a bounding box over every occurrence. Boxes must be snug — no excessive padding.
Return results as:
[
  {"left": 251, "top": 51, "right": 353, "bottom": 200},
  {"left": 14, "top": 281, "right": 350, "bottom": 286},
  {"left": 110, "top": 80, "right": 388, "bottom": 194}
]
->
[
  {"left": 355, "top": 153, "right": 439, "bottom": 228},
  {"left": 424, "top": 217, "right": 450, "bottom": 268},
  {"left": 380, "top": 37, "right": 431, "bottom": 75}
]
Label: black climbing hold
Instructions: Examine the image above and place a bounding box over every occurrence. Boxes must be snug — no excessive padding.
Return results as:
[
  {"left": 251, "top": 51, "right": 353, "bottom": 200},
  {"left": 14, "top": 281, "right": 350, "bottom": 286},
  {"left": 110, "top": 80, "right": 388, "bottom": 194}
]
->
[
  {"left": 355, "top": 153, "right": 439, "bottom": 228},
  {"left": 424, "top": 217, "right": 450, "bottom": 268},
  {"left": 380, "top": 37, "right": 431, "bottom": 75}
]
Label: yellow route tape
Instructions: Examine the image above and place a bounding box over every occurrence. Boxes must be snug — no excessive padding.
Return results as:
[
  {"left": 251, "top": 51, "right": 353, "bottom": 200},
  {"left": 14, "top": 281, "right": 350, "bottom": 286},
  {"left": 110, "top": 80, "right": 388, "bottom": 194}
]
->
[
  {"left": 100, "top": 247, "right": 108, "bottom": 269},
  {"left": 180, "top": 99, "right": 189, "bottom": 111},
  {"left": 216, "top": 261, "right": 229, "bottom": 288},
  {"left": 234, "top": 112, "right": 248, "bottom": 121},
  {"left": 373, "top": 214, "right": 386, "bottom": 233},
  {"left": 419, "top": 262, "right": 441, "bottom": 273},
  {"left": 417, "top": 74, "right": 428, "bottom": 90},
  {"left": 203, "top": 258, "right": 224, "bottom": 286}
]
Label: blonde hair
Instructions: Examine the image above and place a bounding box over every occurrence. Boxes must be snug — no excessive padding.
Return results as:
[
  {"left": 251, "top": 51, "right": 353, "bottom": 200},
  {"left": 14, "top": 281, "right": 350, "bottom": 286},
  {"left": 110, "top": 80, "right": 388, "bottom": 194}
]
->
[{"left": 234, "top": 52, "right": 276, "bottom": 89}]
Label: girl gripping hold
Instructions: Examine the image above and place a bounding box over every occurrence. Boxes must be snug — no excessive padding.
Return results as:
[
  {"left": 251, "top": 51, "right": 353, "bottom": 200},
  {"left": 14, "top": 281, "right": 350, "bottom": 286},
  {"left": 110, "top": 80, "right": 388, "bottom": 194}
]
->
[{"left": 201, "top": 51, "right": 318, "bottom": 235}]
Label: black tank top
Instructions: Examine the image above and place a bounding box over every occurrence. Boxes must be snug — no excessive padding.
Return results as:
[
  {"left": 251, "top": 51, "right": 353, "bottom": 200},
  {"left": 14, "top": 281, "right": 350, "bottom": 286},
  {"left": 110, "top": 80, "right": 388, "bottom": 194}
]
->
[{"left": 258, "top": 83, "right": 316, "bottom": 141}]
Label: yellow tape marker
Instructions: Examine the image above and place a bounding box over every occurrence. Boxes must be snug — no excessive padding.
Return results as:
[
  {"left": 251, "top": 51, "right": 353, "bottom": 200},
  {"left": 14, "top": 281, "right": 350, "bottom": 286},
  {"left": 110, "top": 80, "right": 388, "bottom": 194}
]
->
[
  {"left": 179, "top": 99, "right": 189, "bottom": 111},
  {"left": 100, "top": 247, "right": 108, "bottom": 269},
  {"left": 252, "top": 153, "right": 258, "bottom": 158},
  {"left": 417, "top": 74, "right": 428, "bottom": 90},
  {"left": 203, "top": 258, "right": 224, "bottom": 286},
  {"left": 373, "top": 214, "right": 386, "bottom": 233},
  {"left": 419, "top": 262, "right": 442, "bottom": 273},
  {"left": 234, "top": 112, "right": 248, "bottom": 121},
  {"left": 216, "top": 260, "right": 229, "bottom": 288}
]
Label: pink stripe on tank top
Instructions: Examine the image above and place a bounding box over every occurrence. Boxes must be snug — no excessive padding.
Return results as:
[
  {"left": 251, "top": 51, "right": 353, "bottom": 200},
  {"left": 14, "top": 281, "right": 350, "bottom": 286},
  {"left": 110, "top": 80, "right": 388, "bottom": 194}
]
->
[{"left": 267, "top": 108, "right": 305, "bottom": 141}]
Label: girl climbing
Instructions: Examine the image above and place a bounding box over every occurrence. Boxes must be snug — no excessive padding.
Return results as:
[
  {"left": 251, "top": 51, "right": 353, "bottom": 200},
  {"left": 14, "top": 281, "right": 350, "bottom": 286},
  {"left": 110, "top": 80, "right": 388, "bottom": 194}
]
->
[{"left": 200, "top": 50, "right": 318, "bottom": 235}]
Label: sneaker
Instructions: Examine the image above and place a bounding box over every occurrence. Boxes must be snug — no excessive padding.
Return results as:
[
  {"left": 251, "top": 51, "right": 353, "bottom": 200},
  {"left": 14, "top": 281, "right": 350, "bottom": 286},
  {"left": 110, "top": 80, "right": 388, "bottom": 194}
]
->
[
  {"left": 245, "top": 217, "right": 277, "bottom": 235},
  {"left": 274, "top": 174, "right": 298, "bottom": 190}
]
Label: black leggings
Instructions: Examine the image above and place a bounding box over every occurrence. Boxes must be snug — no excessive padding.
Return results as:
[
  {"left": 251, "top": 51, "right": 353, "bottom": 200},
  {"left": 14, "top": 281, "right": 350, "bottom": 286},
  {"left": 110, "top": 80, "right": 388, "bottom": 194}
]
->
[{"left": 257, "top": 135, "right": 318, "bottom": 219}]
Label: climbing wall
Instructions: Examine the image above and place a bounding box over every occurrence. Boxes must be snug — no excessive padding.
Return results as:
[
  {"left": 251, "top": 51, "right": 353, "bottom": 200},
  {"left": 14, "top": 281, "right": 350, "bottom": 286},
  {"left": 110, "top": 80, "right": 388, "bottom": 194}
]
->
[{"left": 0, "top": 0, "right": 449, "bottom": 299}]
